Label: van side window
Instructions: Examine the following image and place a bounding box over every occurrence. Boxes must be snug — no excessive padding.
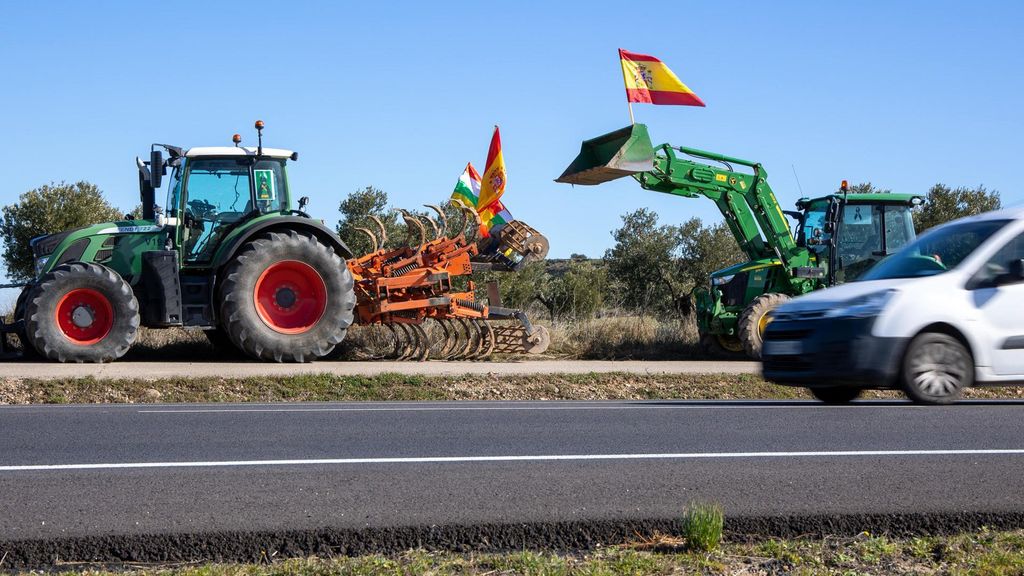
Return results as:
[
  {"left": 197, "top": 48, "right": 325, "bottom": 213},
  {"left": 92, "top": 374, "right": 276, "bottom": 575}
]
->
[{"left": 970, "top": 232, "right": 1024, "bottom": 289}]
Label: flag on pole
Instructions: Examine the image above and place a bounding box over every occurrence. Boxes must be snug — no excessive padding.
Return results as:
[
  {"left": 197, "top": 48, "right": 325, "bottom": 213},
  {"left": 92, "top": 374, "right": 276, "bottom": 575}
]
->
[
  {"left": 451, "top": 162, "right": 482, "bottom": 208},
  {"left": 479, "top": 198, "right": 513, "bottom": 236},
  {"left": 476, "top": 126, "right": 506, "bottom": 210},
  {"left": 619, "top": 49, "right": 705, "bottom": 107}
]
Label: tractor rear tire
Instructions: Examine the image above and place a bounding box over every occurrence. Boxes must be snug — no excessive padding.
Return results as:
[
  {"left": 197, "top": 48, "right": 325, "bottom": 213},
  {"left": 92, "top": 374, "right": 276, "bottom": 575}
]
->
[
  {"left": 218, "top": 230, "right": 355, "bottom": 362},
  {"left": 13, "top": 285, "right": 39, "bottom": 359},
  {"left": 24, "top": 262, "right": 140, "bottom": 363},
  {"left": 738, "top": 293, "right": 791, "bottom": 359}
]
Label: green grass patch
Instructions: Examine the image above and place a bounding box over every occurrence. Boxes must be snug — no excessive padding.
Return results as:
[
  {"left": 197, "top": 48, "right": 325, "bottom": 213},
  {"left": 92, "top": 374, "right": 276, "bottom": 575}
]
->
[
  {"left": 3, "top": 371, "right": 1024, "bottom": 405},
  {"left": 682, "top": 502, "right": 724, "bottom": 552},
  {"left": 24, "top": 529, "right": 1024, "bottom": 575}
]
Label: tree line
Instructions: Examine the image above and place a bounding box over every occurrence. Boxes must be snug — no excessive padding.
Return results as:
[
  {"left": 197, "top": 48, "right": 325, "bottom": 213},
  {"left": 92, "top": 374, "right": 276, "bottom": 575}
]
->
[{"left": 0, "top": 181, "right": 1004, "bottom": 322}]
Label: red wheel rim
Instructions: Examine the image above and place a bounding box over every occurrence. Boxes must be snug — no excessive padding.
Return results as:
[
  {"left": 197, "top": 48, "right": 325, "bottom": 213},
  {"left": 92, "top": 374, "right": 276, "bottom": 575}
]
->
[
  {"left": 55, "top": 288, "right": 114, "bottom": 345},
  {"left": 254, "top": 260, "right": 327, "bottom": 334}
]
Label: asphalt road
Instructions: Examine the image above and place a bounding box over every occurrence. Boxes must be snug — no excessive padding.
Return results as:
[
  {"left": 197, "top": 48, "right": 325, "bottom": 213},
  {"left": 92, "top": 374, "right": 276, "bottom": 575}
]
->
[
  {"left": 1, "top": 399, "right": 1023, "bottom": 544},
  {"left": 0, "top": 359, "right": 760, "bottom": 380}
]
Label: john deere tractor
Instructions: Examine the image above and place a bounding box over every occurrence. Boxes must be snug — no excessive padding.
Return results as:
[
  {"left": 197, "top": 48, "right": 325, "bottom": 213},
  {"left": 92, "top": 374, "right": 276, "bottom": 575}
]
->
[
  {"left": 8, "top": 121, "right": 356, "bottom": 363},
  {"left": 558, "top": 124, "right": 922, "bottom": 358}
]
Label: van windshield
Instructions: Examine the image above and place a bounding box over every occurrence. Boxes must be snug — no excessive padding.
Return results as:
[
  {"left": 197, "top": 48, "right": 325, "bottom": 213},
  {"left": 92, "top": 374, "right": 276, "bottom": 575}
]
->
[{"left": 860, "top": 219, "right": 1010, "bottom": 281}]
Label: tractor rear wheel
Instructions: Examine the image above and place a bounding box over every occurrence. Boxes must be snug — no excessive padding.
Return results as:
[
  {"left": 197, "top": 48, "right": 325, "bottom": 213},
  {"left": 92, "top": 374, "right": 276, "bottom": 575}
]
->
[
  {"left": 13, "top": 285, "right": 39, "bottom": 358},
  {"left": 218, "top": 230, "right": 355, "bottom": 362},
  {"left": 24, "top": 262, "right": 140, "bottom": 363},
  {"left": 738, "top": 293, "right": 791, "bottom": 359}
]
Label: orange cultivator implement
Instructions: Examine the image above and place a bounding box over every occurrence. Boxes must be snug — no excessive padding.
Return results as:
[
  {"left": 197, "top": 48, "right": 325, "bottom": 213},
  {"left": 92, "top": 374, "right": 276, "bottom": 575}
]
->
[{"left": 346, "top": 204, "right": 550, "bottom": 360}]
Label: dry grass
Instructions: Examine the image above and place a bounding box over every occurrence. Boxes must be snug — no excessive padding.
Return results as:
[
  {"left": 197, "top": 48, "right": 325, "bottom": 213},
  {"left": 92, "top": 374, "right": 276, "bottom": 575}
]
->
[{"left": 545, "top": 315, "right": 701, "bottom": 359}]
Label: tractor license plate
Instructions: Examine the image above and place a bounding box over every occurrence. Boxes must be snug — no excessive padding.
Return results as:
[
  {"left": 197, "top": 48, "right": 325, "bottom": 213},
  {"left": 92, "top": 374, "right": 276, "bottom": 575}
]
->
[{"left": 764, "top": 340, "right": 802, "bottom": 356}]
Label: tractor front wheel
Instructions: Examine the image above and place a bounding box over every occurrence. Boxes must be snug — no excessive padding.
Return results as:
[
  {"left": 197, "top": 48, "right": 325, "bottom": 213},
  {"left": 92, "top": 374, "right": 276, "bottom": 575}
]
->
[
  {"left": 24, "top": 262, "right": 140, "bottom": 363},
  {"left": 737, "top": 293, "right": 791, "bottom": 359},
  {"left": 218, "top": 230, "right": 355, "bottom": 362}
]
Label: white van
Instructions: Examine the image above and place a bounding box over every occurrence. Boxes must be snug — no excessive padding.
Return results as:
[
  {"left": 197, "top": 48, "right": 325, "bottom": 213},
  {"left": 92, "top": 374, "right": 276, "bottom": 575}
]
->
[{"left": 762, "top": 207, "right": 1024, "bottom": 404}]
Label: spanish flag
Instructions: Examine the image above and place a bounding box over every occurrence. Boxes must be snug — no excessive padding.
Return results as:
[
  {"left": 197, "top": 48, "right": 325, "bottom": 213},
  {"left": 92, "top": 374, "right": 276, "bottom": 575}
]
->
[
  {"left": 619, "top": 49, "right": 705, "bottom": 107},
  {"left": 476, "top": 126, "right": 506, "bottom": 210}
]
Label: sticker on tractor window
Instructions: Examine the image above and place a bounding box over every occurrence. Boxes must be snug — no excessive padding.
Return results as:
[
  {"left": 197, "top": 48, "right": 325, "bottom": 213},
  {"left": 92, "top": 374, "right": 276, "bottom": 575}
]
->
[
  {"left": 844, "top": 205, "right": 873, "bottom": 225},
  {"left": 254, "top": 170, "right": 277, "bottom": 203}
]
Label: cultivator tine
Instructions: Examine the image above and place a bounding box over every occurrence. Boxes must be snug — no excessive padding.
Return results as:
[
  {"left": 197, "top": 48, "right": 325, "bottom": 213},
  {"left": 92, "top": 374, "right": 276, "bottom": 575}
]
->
[
  {"left": 453, "top": 317, "right": 476, "bottom": 360},
  {"left": 458, "top": 206, "right": 482, "bottom": 242},
  {"left": 354, "top": 227, "right": 379, "bottom": 253},
  {"left": 425, "top": 204, "right": 448, "bottom": 236},
  {"left": 397, "top": 209, "right": 427, "bottom": 250},
  {"left": 439, "top": 318, "right": 460, "bottom": 359},
  {"left": 392, "top": 323, "right": 412, "bottom": 360},
  {"left": 422, "top": 214, "right": 440, "bottom": 240},
  {"left": 411, "top": 323, "right": 430, "bottom": 361},
  {"left": 369, "top": 215, "right": 388, "bottom": 247},
  {"left": 477, "top": 319, "right": 495, "bottom": 358}
]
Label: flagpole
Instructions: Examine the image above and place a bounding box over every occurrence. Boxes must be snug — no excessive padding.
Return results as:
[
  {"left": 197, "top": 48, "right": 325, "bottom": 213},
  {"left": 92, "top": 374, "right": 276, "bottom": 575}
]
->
[{"left": 628, "top": 101, "right": 635, "bottom": 125}]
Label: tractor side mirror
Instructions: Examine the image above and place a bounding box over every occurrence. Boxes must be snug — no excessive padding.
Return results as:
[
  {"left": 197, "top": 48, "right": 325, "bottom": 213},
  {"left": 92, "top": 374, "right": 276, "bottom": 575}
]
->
[{"left": 150, "top": 150, "right": 164, "bottom": 189}]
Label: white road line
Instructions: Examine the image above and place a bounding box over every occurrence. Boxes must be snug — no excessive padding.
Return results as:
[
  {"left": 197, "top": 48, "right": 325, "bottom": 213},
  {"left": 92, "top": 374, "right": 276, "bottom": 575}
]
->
[{"left": 2, "top": 449, "right": 1022, "bottom": 472}]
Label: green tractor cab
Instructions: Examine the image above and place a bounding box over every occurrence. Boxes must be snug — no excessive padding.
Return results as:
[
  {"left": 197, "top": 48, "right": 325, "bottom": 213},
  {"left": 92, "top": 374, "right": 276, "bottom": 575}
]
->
[
  {"left": 558, "top": 124, "right": 923, "bottom": 358},
  {"left": 7, "top": 121, "right": 357, "bottom": 363}
]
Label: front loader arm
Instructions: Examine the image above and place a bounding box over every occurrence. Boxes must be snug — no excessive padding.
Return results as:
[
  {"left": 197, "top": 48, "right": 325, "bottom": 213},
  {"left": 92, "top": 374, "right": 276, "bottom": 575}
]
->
[{"left": 634, "top": 144, "right": 802, "bottom": 266}]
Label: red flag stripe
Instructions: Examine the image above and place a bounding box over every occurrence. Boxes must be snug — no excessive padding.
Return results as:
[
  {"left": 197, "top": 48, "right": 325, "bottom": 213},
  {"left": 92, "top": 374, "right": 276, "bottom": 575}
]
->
[
  {"left": 626, "top": 89, "right": 706, "bottom": 107},
  {"left": 485, "top": 126, "right": 501, "bottom": 168},
  {"left": 618, "top": 48, "right": 663, "bottom": 63}
]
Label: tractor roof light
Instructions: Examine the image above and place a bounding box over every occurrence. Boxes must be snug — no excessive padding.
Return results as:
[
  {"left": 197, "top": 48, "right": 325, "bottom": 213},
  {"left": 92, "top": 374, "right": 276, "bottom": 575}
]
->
[
  {"left": 840, "top": 180, "right": 849, "bottom": 192},
  {"left": 232, "top": 134, "right": 242, "bottom": 147}
]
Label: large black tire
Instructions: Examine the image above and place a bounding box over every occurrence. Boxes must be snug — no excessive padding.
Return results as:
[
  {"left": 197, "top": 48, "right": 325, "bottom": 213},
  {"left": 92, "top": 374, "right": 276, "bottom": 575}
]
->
[
  {"left": 24, "top": 262, "right": 140, "bottom": 363},
  {"left": 219, "top": 230, "right": 355, "bottom": 362},
  {"left": 738, "top": 293, "right": 791, "bottom": 359},
  {"left": 13, "top": 284, "right": 39, "bottom": 358},
  {"left": 698, "top": 332, "right": 744, "bottom": 358},
  {"left": 810, "top": 386, "right": 862, "bottom": 404},
  {"left": 901, "top": 332, "right": 973, "bottom": 405}
]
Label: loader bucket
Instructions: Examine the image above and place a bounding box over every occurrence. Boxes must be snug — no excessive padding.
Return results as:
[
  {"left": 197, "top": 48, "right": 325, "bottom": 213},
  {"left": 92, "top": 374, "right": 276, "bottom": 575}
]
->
[{"left": 555, "top": 124, "right": 656, "bottom": 185}]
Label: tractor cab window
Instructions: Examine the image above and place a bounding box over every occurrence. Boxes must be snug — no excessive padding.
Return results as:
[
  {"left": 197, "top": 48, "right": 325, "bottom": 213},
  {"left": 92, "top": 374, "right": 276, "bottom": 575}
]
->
[
  {"left": 837, "top": 203, "right": 884, "bottom": 280},
  {"left": 253, "top": 159, "right": 287, "bottom": 214},
  {"left": 883, "top": 205, "right": 916, "bottom": 253},
  {"left": 166, "top": 164, "right": 184, "bottom": 219},
  {"left": 799, "top": 200, "right": 830, "bottom": 253},
  {"left": 182, "top": 158, "right": 252, "bottom": 263}
]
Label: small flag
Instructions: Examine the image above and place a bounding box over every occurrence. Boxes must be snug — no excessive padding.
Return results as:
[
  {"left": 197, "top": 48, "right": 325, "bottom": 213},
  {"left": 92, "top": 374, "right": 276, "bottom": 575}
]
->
[
  {"left": 477, "top": 126, "right": 506, "bottom": 210},
  {"left": 619, "top": 49, "right": 705, "bottom": 107},
  {"left": 451, "top": 162, "right": 482, "bottom": 208},
  {"left": 479, "top": 198, "right": 513, "bottom": 237}
]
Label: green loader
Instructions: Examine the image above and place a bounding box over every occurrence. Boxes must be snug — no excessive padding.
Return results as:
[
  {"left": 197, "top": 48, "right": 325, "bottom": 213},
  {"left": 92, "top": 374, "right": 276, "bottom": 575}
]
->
[
  {"left": 558, "top": 124, "right": 922, "bottom": 358},
  {"left": 3, "top": 121, "right": 356, "bottom": 363}
]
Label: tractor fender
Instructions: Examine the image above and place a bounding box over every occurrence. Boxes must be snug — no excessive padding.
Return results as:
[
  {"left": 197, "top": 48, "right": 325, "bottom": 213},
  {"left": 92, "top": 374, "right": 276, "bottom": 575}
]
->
[{"left": 212, "top": 216, "right": 354, "bottom": 272}]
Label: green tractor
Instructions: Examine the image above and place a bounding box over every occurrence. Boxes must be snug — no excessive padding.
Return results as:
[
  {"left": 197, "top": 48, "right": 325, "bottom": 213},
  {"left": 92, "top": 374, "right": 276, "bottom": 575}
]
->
[
  {"left": 7, "top": 121, "right": 356, "bottom": 363},
  {"left": 558, "top": 124, "right": 922, "bottom": 358}
]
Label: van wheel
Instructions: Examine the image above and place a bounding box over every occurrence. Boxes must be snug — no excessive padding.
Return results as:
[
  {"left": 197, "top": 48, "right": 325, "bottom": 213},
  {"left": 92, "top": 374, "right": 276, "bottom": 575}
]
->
[
  {"left": 809, "top": 387, "right": 861, "bottom": 404},
  {"left": 901, "top": 332, "right": 972, "bottom": 405},
  {"left": 738, "top": 293, "right": 791, "bottom": 359}
]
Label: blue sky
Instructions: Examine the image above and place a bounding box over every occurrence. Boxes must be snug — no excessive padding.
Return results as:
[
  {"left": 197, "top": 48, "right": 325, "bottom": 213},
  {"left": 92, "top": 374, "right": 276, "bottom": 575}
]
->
[{"left": 1, "top": 0, "right": 1022, "bottom": 275}]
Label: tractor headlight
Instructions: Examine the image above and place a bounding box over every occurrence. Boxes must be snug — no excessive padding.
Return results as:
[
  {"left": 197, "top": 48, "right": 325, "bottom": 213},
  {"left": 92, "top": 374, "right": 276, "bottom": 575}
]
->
[
  {"left": 34, "top": 255, "right": 49, "bottom": 276},
  {"left": 711, "top": 274, "right": 736, "bottom": 286},
  {"left": 825, "top": 290, "right": 897, "bottom": 319}
]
